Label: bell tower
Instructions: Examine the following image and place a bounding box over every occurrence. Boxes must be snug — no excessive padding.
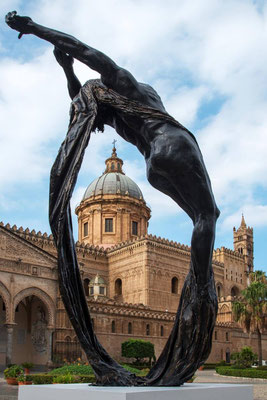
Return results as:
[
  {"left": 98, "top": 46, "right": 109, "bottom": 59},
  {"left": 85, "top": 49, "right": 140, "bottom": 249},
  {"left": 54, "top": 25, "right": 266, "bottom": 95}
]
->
[{"left": 233, "top": 215, "right": 254, "bottom": 273}]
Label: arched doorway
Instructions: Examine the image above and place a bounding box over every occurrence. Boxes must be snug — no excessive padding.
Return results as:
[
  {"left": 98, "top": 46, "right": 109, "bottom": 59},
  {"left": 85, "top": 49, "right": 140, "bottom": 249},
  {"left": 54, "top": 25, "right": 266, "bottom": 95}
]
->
[
  {"left": 12, "top": 292, "right": 55, "bottom": 366},
  {"left": 226, "top": 348, "right": 231, "bottom": 364},
  {"left": 231, "top": 286, "right": 239, "bottom": 298}
]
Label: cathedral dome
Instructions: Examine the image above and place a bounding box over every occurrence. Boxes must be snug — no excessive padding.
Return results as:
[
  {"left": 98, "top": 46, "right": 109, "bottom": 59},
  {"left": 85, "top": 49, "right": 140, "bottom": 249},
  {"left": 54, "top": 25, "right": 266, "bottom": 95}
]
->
[
  {"left": 76, "top": 144, "right": 151, "bottom": 247},
  {"left": 83, "top": 146, "right": 144, "bottom": 201},
  {"left": 83, "top": 173, "right": 143, "bottom": 200}
]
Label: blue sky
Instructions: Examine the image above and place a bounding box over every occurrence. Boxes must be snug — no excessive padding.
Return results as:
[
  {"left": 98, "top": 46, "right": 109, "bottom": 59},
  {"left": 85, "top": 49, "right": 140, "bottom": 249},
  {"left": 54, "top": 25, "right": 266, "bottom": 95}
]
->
[{"left": 1, "top": 0, "right": 267, "bottom": 273}]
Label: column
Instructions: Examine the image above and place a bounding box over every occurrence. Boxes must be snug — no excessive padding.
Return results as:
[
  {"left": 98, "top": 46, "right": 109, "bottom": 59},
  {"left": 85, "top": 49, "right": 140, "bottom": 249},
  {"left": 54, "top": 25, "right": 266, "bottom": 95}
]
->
[
  {"left": 46, "top": 327, "right": 55, "bottom": 366},
  {"left": 5, "top": 323, "right": 16, "bottom": 366}
]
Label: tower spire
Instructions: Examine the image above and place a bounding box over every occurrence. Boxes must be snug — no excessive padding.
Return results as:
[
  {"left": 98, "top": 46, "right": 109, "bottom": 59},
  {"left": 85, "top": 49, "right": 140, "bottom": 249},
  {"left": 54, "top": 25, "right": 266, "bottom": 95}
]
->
[{"left": 240, "top": 213, "right": 246, "bottom": 228}]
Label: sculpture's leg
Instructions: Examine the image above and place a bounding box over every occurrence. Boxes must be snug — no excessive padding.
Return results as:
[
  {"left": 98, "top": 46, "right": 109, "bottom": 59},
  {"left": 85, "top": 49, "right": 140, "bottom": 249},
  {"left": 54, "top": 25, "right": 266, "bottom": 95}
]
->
[{"left": 145, "top": 130, "right": 219, "bottom": 385}]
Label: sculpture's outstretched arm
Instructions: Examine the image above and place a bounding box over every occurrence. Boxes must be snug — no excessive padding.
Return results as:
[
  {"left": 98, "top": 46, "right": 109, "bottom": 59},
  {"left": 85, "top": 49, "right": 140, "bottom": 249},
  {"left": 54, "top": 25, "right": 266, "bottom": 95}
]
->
[
  {"left": 53, "top": 47, "right": 82, "bottom": 100},
  {"left": 5, "top": 11, "right": 141, "bottom": 97}
]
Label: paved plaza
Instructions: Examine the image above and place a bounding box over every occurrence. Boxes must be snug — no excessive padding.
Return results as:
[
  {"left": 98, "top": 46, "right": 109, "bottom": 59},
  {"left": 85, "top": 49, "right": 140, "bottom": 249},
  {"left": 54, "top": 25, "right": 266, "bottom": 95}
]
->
[{"left": 0, "top": 370, "right": 266, "bottom": 400}]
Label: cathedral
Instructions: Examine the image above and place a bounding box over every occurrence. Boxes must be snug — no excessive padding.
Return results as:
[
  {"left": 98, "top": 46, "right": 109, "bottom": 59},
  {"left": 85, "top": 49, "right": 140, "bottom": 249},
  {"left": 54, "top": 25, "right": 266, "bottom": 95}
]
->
[{"left": 0, "top": 146, "right": 266, "bottom": 368}]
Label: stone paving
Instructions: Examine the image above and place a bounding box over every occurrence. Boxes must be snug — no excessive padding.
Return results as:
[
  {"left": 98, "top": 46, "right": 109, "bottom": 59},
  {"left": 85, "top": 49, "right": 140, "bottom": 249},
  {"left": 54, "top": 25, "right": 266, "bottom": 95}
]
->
[
  {"left": 195, "top": 369, "right": 267, "bottom": 400},
  {"left": 0, "top": 370, "right": 266, "bottom": 399}
]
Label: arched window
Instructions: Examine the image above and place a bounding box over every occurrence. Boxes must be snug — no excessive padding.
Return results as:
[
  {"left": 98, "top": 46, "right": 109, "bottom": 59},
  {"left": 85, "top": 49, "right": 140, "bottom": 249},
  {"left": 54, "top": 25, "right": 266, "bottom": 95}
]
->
[
  {"left": 146, "top": 324, "right": 150, "bottom": 336},
  {"left": 111, "top": 320, "right": 116, "bottom": 333},
  {"left": 83, "top": 222, "right": 88, "bottom": 237},
  {"left": 83, "top": 278, "right": 90, "bottom": 296},
  {"left": 128, "top": 322, "right": 132, "bottom": 334},
  {"left": 160, "top": 325, "right": 164, "bottom": 337},
  {"left": 217, "top": 285, "right": 221, "bottom": 298},
  {"left": 226, "top": 332, "right": 229, "bottom": 341},
  {"left": 171, "top": 277, "right": 178, "bottom": 294},
  {"left": 115, "top": 279, "right": 122, "bottom": 296},
  {"left": 111, "top": 162, "right": 115, "bottom": 171}
]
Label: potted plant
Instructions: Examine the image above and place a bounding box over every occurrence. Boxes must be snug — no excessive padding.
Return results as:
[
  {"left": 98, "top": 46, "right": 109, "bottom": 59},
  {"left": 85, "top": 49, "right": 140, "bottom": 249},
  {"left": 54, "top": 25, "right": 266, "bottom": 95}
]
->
[
  {"left": 22, "top": 362, "right": 34, "bottom": 375},
  {"left": 4, "top": 365, "right": 24, "bottom": 385}
]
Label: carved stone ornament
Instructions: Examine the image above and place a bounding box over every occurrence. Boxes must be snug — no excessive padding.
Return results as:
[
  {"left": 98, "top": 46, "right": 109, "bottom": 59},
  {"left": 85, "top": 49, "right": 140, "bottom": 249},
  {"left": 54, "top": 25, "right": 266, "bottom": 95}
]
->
[{"left": 31, "top": 307, "right": 47, "bottom": 353}]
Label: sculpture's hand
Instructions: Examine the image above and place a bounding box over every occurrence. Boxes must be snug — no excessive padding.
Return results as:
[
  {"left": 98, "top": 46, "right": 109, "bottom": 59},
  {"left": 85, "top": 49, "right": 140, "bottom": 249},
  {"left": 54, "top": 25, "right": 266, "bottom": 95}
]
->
[
  {"left": 5, "top": 11, "right": 33, "bottom": 39},
  {"left": 53, "top": 47, "right": 74, "bottom": 69}
]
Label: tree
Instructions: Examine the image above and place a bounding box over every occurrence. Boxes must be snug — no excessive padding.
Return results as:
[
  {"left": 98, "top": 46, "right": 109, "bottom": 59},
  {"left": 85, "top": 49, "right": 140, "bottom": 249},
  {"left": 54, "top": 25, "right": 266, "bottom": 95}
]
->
[
  {"left": 232, "top": 270, "right": 267, "bottom": 366},
  {"left": 121, "top": 339, "right": 155, "bottom": 364}
]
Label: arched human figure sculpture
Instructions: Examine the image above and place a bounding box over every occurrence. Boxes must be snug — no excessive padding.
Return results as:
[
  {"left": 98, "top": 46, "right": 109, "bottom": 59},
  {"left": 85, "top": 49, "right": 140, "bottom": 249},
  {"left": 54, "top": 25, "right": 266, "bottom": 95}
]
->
[{"left": 6, "top": 11, "right": 220, "bottom": 386}]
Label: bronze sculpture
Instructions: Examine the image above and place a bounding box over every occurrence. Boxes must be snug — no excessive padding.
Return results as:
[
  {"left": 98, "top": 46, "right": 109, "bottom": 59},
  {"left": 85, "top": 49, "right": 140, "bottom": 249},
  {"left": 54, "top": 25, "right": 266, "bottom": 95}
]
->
[{"left": 6, "top": 11, "right": 220, "bottom": 386}]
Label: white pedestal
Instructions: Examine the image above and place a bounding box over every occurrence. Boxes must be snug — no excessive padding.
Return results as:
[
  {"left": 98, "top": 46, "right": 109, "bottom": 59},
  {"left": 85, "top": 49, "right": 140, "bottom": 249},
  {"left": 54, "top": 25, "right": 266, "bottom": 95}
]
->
[{"left": 18, "top": 383, "right": 253, "bottom": 400}]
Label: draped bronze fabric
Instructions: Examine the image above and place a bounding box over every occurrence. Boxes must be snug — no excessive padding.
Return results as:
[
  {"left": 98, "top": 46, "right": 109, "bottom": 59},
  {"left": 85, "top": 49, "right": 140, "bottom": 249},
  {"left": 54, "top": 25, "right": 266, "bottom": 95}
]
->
[{"left": 49, "top": 79, "right": 217, "bottom": 386}]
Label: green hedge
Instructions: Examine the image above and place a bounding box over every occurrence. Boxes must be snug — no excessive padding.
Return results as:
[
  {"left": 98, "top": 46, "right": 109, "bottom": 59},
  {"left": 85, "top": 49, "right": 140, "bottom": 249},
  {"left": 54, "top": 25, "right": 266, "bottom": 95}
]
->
[
  {"left": 50, "top": 364, "right": 141, "bottom": 376},
  {"left": 50, "top": 365, "right": 94, "bottom": 375},
  {"left": 28, "top": 374, "right": 54, "bottom": 384},
  {"left": 27, "top": 364, "right": 147, "bottom": 385},
  {"left": 216, "top": 367, "right": 267, "bottom": 379},
  {"left": 27, "top": 373, "right": 96, "bottom": 384}
]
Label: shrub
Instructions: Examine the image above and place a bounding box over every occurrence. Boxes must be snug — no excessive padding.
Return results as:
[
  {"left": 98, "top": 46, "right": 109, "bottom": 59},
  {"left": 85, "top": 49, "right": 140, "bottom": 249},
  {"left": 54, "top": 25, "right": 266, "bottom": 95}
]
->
[
  {"left": 4, "top": 365, "right": 24, "bottom": 378},
  {"left": 231, "top": 347, "right": 257, "bottom": 368},
  {"left": 76, "top": 374, "right": 96, "bottom": 383},
  {"left": 21, "top": 362, "right": 34, "bottom": 369},
  {"left": 30, "top": 374, "right": 53, "bottom": 384},
  {"left": 121, "top": 339, "right": 155, "bottom": 363},
  {"left": 53, "top": 373, "right": 77, "bottom": 384},
  {"left": 217, "top": 360, "right": 227, "bottom": 366},
  {"left": 50, "top": 364, "right": 94, "bottom": 375},
  {"left": 50, "top": 363, "right": 143, "bottom": 378},
  {"left": 216, "top": 366, "right": 267, "bottom": 379},
  {"left": 17, "top": 374, "right": 26, "bottom": 382}
]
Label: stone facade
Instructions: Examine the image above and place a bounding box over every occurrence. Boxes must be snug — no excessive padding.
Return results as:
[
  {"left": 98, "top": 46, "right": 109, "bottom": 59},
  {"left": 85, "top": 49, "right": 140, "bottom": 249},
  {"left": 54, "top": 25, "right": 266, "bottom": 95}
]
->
[{"left": 0, "top": 149, "right": 266, "bottom": 367}]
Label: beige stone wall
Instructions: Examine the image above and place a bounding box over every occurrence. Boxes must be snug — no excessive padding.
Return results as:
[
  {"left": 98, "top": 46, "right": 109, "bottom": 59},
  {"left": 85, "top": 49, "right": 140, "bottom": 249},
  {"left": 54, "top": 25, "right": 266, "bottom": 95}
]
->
[
  {"left": 76, "top": 194, "right": 150, "bottom": 247},
  {"left": 0, "top": 219, "right": 266, "bottom": 368},
  {"left": 214, "top": 248, "right": 247, "bottom": 298}
]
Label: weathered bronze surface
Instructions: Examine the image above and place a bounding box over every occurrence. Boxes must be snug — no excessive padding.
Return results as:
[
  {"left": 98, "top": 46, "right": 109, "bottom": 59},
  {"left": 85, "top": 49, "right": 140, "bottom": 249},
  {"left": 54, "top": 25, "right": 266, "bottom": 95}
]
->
[{"left": 6, "top": 11, "right": 220, "bottom": 386}]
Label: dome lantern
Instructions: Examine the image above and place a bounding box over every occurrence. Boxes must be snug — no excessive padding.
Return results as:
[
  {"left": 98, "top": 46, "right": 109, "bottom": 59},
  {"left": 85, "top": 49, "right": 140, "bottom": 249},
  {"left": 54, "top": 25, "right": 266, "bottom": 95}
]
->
[{"left": 104, "top": 143, "right": 124, "bottom": 174}]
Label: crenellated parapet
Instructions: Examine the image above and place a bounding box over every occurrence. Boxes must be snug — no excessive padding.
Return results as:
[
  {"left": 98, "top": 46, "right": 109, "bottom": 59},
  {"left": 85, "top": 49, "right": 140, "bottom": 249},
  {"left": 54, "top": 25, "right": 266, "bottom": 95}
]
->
[
  {"left": 57, "top": 295, "right": 176, "bottom": 321},
  {"left": 107, "top": 233, "right": 191, "bottom": 255},
  {"left": 0, "top": 221, "right": 55, "bottom": 246},
  {"left": 214, "top": 246, "right": 244, "bottom": 259},
  {"left": 0, "top": 221, "right": 108, "bottom": 258}
]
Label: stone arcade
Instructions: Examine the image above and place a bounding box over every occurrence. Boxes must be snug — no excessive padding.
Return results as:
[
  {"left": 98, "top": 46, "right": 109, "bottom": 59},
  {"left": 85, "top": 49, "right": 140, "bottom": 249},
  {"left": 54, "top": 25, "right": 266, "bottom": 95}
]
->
[{"left": 0, "top": 147, "right": 266, "bottom": 368}]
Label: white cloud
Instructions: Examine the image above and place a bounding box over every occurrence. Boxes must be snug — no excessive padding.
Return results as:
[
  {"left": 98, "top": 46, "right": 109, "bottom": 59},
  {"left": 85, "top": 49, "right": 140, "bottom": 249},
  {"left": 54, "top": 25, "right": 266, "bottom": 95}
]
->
[
  {"left": 222, "top": 204, "right": 267, "bottom": 230},
  {"left": 1, "top": 0, "right": 267, "bottom": 271}
]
